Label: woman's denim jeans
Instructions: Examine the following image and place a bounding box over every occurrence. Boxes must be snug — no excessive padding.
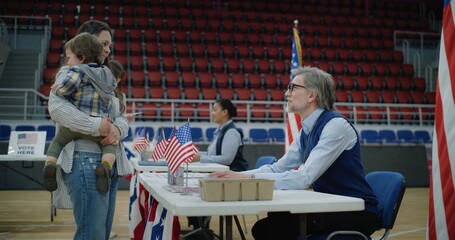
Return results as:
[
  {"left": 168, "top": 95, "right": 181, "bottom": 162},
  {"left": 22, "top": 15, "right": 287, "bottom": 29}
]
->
[{"left": 62, "top": 151, "right": 119, "bottom": 240}]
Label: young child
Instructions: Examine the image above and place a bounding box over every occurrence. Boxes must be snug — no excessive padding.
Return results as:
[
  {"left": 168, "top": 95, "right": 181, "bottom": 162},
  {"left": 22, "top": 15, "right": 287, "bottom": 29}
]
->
[{"left": 43, "top": 32, "right": 117, "bottom": 194}]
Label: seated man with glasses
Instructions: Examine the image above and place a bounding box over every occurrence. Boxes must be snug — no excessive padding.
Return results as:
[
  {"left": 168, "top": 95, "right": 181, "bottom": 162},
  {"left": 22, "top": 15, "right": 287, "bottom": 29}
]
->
[{"left": 209, "top": 66, "right": 381, "bottom": 239}]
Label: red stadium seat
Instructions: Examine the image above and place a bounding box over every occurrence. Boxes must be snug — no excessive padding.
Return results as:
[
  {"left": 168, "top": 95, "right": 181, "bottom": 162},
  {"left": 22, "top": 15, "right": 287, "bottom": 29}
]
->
[
  {"left": 149, "top": 88, "right": 164, "bottom": 99},
  {"left": 235, "top": 88, "right": 252, "bottom": 100},
  {"left": 248, "top": 74, "right": 262, "bottom": 88},
  {"left": 194, "top": 58, "right": 209, "bottom": 72},
  {"left": 231, "top": 73, "right": 247, "bottom": 88},
  {"left": 410, "top": 91, "right": 425, "bottom": 104},
  {"left": 131, "top": 86, "right": 146, "bottom": 98},
  {"left": 215, "top": 73, "right": 229, "bottom": 88},
  {"left": 181, "top": 72, "right": 197, "bottom": 87},
  {"left": 198, "top": 72, "right": 214, "bottom": 87},
  {"left": 380, "top": 90, "right": 396, "bottom": 103},
  {"left": 178, "top": 103, "right": 195, "bottom": 118},
  {"left": 384, "top": 76, "right": 399, "bottom": 91},
  {"left": 413, "top": 77, "right": 426, "bottom": 91},
  {"left": 219, "top": 88, "right": 234, "bottom": 99},
  {"left": 350, "top": 90, "right": 365, "bottom": 103},
  {"left": 365, "top": 90, "right": 381, "bottom": 103},
  {"left": 396, "top": 90, "right": 411, "bottom": 104},
  {"left": 370, "top": 76, "right": 385, "bottom": 90},
  {"left": 166, "top": 87, "right": 182, "bottom": 99},
  {"left": 201, "top": 88, "right": 217, "bottom": 100},
  {"left": 242, "top": 59, "right": 256, "bottom": 73},
  {"left": 163, "top": 72, "right": 179, "bottom": 87},
  {"left": 399, "top": 77, "right": 413, "bottom": 91},
  {"left": 270, "top": 89, "right": 284, "bottom": 101},
  {"left": 335, "top": 91, "right": 349, "bottom": 102},
  {"left": 424, "top": 91, "right": 436, "bottom": 104},
  {"left": 130, "top": 70, "right": 145, "bottom": 85},
  {"left": 340, "top": 76, "right": 355, "bottom": 90},
  {"left": 264, "top": 74, "right": 279, "bottom": 88},
  {"left": 356, "top": 76, "right": 370, "bottom": 90},
  {"left": 211, "top": 58, "right": 225, "bottom": 73}
]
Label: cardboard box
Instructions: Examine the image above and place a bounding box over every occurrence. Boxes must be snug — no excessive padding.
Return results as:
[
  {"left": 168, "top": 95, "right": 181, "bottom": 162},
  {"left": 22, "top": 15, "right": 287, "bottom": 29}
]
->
[{"left": 199, "top": 178, "right": 274, "bottom": 201}]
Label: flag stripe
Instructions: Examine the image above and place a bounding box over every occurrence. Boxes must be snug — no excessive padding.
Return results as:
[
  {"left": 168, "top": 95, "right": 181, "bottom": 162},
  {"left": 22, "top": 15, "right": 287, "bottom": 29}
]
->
[{"left": 428, "top": 1, "right": 455, "bottom": 239}]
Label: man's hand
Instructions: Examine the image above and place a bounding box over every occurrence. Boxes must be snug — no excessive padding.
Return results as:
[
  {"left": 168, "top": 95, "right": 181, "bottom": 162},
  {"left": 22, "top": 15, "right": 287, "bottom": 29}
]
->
[
  {"left": 99, "top": 117, "right": 111, "bottom": 137},
  {"left": 208, "top": 170, "right": 252, "bottom": 179},
  {"left": 101, "top": 125, "right": 121, "bottom": 145}
]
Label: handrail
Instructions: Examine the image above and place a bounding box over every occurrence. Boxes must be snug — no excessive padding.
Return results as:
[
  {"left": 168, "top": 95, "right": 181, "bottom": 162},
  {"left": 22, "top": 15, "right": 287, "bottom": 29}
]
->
[{"left": 0, "top": 88, "right": 436, "bottom": 126}]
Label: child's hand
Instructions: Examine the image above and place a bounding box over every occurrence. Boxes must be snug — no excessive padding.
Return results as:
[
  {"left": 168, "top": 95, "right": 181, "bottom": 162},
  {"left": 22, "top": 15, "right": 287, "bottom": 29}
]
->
[
  {"left": 99, "top": 117, "right": 111, "bottom": 137},
  {"left": 50, "top": 83, "right": 60, "bottom": 93}
]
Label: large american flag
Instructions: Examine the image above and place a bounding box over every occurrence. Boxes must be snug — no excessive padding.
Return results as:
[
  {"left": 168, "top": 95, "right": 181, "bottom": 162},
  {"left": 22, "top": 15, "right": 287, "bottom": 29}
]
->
[
  {"left": 427, "top": 1, "right": 455, "bottom": 239},
  {"left": 132, "top": 127, "right": 149, "bottom": 153},
  {"left": 163, "top": 123, "right": 198, "bottom": 174},
  {"left": 285, "top": 20, "right": 303, "bottom": 150},
  {"left": 151, "top": 127, "right": 167, "bottom": 162}
]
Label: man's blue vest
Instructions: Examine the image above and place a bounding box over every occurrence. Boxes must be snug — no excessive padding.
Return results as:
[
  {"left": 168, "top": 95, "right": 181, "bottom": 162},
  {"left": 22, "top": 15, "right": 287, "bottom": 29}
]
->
[{"left": 300, "top": 110, "right": 379, "bottom": 214}]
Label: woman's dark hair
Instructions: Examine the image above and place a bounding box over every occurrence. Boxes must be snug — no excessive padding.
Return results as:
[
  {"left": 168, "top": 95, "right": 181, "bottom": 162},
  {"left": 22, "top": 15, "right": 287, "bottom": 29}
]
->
[
  {"left": 76, "top": 20, "right": 112, "bottom": 65},
  {"left": 216, "top": 99, "right": 237, "bottom": 118},
  {"left": 108, "top": 60, "right": 126, "bottom": 113},
  {"left": 77, "top": 20, "right": 112, "bottom": 37}
]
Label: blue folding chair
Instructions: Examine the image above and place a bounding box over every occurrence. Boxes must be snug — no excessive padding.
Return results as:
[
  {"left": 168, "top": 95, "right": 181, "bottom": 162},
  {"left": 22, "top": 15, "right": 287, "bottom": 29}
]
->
[
  {"left": 360, "top": 130, "right": 381, "bottom": 143},
  {"left": 0, "top": 125, "right": 12, "bottom": 141},
  {"left": 205, "top": 127, "right": 216, "bottom": 142},
  {"left": 414, "top": 130, "right": 432, "bottom": 143},
  {"left": 15, "top": 125, "right": 36, "bottom": 131},
  {"left": 308, "top": 171, "right": 406, "bottom": 240},
  {"left": 249, "top": 128, "right": 269, "bottom": 143},
  {"left": 37, "top": 125, "right": 56, "bottom": 141},
  {"left": 378, "top": 129, "right": 400, "bottom": 143},
  {"left": 255, "top": 156, "right": 277, "bottom": 169},
  {"left": 268, "top": 128, "right": 285, "bottom": 142},
  {"left": 190, "top": 127, "right": 204, "bottom": 142},
  {"left": 396, "top": 129, "right": 417, "bottom": 143}
]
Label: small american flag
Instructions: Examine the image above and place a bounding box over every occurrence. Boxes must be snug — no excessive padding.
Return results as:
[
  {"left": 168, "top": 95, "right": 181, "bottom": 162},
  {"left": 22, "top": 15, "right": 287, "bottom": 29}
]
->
[
  {"left": 17, "top": 133, "right": 38, "bottom": 144},
  {"left": 151, "top": 127, "right": 168, "bottom": 162},
  {"left": 132, "top": 127, "right": 149, "bottom": 153},
  {"left": 164, "top": 123, "right": 198, "bottom": 174}
]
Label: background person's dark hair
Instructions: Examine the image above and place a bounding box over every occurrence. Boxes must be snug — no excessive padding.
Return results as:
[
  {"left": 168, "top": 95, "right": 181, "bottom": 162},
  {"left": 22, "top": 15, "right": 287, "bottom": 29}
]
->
[
  {"left": 109, "top": 60, "right": 126, "bottom": 114},
  {"left": 216, "top": 99, "right": 237, "bottom": 118},
  {"left": 64, "top": 33, "right": 103, "bottom": 65}
]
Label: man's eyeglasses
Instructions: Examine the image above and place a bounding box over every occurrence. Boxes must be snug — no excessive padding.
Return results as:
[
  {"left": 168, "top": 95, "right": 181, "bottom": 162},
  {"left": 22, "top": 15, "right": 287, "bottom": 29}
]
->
[{"left": 287, "top": 83, "right": 307, "bottom": 92}]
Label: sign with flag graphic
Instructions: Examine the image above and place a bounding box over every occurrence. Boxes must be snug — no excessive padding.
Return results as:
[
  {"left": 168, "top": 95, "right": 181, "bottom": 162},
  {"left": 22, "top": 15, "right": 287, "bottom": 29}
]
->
[
  {"left": 164, "top": 123, "right": 198, "bottom": 174},
  {"left": 285, "top": 20, "right": 304, "bottom": 150},
  {"left": 427, "top": 1, "right": 455, "bottom": 239},
  {"left": 151, "top": 127, "right": 168, "bottom": 162},
  {"left": 132, "top": 127, "right": 149, "bottom": 153},
  {"left": 8, "top": 131, "right": 47, "bottom": 156}
]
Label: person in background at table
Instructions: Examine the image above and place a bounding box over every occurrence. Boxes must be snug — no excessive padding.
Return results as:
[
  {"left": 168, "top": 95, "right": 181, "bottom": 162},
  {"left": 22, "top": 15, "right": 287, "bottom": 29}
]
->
[
  {"left": 44, "top": 32, "right": 118, "bottom": 194},
  {"left": 209, "top": 67, "right": 381, "bottom": 239},
  {"left": 192, "top": 98, "right": 249, "bottom": 171},
  {"left": 48, "top": 20, "right": 132, "bottom": 240},
  {"left": 190, "top": 99, "right": 249, "bottom": 233},
  {"left": 108, "top": 60, "right": 135, "bottom": 122}
]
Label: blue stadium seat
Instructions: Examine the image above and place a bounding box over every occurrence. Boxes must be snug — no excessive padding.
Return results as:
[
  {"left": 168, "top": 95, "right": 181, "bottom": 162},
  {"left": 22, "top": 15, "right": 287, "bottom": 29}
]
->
[
  {"left": 37, "top": 125, "right": 56, "bottom": 141},
  {"left": 190, "top": 127, "right": 204, "bottom": 142},
  {"left": 0, "top": 125, "right": 11, "bottom": 141},
  {"left": 378, "top": 130, "right": 400, "bottom": 143},
  {"left": 205, "top": 127, "right": 216, "bottom": 142},
  {"left": 15, "top": 125, "right": 36, "bottom": 131},
  {"left": 249, "top": 128, "right": 269, "bottom": 143},
  {"left": 255, "top": 156, "right": 277, "bottom": 168},
  {"left": 123, "top": 127, "right": 133, "bottom": 141},
  {"left": 163, "top": 127, "right": 175, "bottom": 139},
  {"left": 268, "top": 128, "right": 285, "bottom": 142},
  {"left": 414, "top": 130, "right": 432, "bottom": 143},
  {"left": 396, "top": 129, "right": 418, "bottom": 143},
  {"left": 360, "top": 130, "right": 381, "bottom": 143},
  {"left": 136, "top": 127, "right": 154, "bottom": 141}
]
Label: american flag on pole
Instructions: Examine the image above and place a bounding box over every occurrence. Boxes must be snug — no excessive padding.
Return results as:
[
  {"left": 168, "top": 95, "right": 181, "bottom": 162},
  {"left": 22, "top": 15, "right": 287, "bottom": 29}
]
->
[
  {"left": 132, "top": 127, "right": 149, "bottom": 153},
  {"left": 285, "top": 20, "right": 303, "bottom": 150},
  {"left": 163, "top": 123, "right": 198, "bottom": 174},
  {"left": 151, "top": 127, "right": 168, "bottom": 162},
  {"left": 427, "top": 1, "right": 455, "bottom": 239}
]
